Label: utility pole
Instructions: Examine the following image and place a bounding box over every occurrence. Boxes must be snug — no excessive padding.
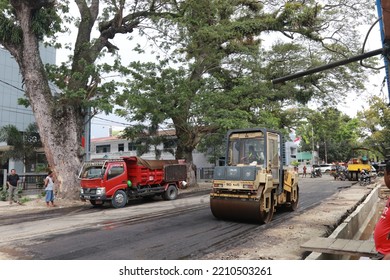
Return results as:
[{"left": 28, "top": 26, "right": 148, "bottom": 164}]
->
[
  {"left": 311, "top": 126, "right": 314, "bottom": 165},
  {"left": 325, "top": 141, "right": 328, "bottom": 163},
  {"left": 84, "top": 107, "right": 92, "bottom": 161}
]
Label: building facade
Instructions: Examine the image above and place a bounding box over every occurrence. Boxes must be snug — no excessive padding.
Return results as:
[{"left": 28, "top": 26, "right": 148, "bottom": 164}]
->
[
  {"left": 0, "top": 46, "right": 56, "bottom": 131},
  {"left": 90, "top": 134, "right": 215, "bottom": 171},
  {"left": 0, "top": 45, "right": 56, "bottom": 173}
]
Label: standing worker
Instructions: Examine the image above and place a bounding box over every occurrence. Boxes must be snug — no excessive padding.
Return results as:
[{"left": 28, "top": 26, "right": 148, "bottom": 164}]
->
[
  {"left": 303, "top": 165, "right": 307, "bottom": 178},
  {"left": 44, "top": 171, "right": 55, "bottom": 207},
  {"left": 6, "top": 169, "right": 20, "bottom": 205},
  {"left": 374, "top": 197, "right": 390, "bottom": 259}
]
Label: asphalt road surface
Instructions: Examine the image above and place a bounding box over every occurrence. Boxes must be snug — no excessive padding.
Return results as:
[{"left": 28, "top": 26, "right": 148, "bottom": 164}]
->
[{"left": 1, "top": 175, "right": 355, "bottom": 260}]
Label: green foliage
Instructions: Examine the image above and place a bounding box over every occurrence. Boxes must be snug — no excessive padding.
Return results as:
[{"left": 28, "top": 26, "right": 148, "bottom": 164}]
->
[
  {"left": 0, "top": 189, "right": 6, "bottom": 201},
  {"left": 35, "top": 164, "right": 48, "bottom": 173},
  {"left": 116, "top": 0, "right": 376, "bottom": 165},
  {"left": 19, "top": 196, "right": 31, "bottom": 204},
  {"left": 31, "top": 3, "right": 62, "bottom": 39},
  {"left": 0, "top": 124, "right": 21, "bottom": 147},
  {"left": 296, "top": 108, "right": 360, "bottom": 163},
  {"left": 196, "top": 132, "right": 226, "bottom": 165},
  {"left": 0, "top": 10, "right": 22, "bottom": 44},
  {"left": 290, "top": 160, "right": 299, "bottom": 167},
  {"left": 0, "top": 0, "right": 63, "bottom": 45},
  {"left": 264, "top": 41, "right": 370, "bottom": 107},
  {"left": 0, "top": 123, "right": 42, "bottom": 166},
  {"left": 357, "top": 96, "right": 390, "bottom": 160},
  {"left": 120, "top": 124, "right": 176, "bottom": 159}
]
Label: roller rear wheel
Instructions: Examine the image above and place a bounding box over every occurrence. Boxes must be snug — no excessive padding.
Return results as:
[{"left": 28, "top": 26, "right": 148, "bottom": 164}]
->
[
  {"left": 288, "top": 186, "right": 299, "bottom": 211},
  {"left": 258, "top": 192, "right": 274, "bottom": 224}
]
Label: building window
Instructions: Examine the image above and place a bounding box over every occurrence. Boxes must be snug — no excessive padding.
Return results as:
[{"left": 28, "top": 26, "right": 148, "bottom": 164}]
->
[
  {"left": 96, "top": 144, "right": 111, "bottom": 153},
  {"left": 118, "top": 143, "right": 124, "bottom": 152},
  {"left": 128, "top": 142, "right": 137, "bottom": 151}
]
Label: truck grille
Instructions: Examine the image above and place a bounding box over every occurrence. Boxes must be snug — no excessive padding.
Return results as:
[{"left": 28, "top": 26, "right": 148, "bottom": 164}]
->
[{"left": 83, "top": 188, "right": 97, "bottom": 195}]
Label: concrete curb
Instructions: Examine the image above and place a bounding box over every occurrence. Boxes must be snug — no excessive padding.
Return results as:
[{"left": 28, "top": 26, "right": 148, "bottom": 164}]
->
[{"left": 305, "top": 183, "right": 381, "bottom": 260}]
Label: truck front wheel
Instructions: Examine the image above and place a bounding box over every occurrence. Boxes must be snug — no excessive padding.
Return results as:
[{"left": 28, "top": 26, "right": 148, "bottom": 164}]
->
[
  {"left": 111, "top": 190, "right": 127, "bottom": 208},
  {"left": 163, "top": 185, "right": 178, "bottom": 200}
]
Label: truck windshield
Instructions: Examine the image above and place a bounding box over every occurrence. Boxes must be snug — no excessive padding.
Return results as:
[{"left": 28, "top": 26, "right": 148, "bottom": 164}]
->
[
  {"left": 79, "top": 163, "right": 104, "bottom": 179},
  {"left": 228, "top": 134, "right": 265, "bottom": 166}
]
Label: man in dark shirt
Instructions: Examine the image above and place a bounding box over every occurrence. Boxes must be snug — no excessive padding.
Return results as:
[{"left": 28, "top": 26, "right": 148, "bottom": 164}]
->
[{"left": 7, "top": 169, "right": 20, "bottom": 205}]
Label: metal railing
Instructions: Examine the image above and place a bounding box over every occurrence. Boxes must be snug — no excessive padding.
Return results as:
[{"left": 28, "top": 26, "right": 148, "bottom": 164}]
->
[
  {"left": 0, "top": 170, "right": 47, "bottom": 191},
  {"left": 197, "top": 167, "right": 214, "bottom": 181},
  {"left": 19, "top": 173, "right": 47, "bottom": 190}
]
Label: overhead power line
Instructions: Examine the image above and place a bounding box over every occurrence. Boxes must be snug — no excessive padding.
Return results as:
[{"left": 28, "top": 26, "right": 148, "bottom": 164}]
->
[{"left": 93, "top": 116, "right": 132, "bottom": 126}]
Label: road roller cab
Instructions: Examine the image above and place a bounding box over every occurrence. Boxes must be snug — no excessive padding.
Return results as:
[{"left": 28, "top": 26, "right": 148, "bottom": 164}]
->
[{"left": 210, "top": 128, "right": 299, "bottom": 223}]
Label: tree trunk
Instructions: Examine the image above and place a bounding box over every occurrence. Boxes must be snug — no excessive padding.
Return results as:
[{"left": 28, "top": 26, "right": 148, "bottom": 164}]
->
[
  {"left": 185, "top": 158, "right": 198, "bottom": 188},
  {"left": 14, "top": 2, "right": 84, "bottom": 200},
  {"left": 182, "top": 153, "right": 198, "bottom": 189},
  {"left": 175, "top": 132, "right": 198, "bottom": 188}
]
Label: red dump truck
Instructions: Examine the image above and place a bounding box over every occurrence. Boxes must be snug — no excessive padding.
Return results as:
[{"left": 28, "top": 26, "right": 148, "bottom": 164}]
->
[{"left": 79, "top": 156, "right": 187, "bottom": 208}]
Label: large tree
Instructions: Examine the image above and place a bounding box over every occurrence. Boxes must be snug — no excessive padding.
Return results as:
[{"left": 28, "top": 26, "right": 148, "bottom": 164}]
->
[
  {"left": 297, "top": 108, "right": 360, "bottom": 163},
  {"left": 0, "top": 0, "right": 378, "bottom": 196},
  {"left": 358, "top": 95, "right": 390, "bottom": 161},
  {"left": 117, "top": 0, "right": 376, "bottom": 186},
  {"left": 0, "top": 0, "right": 182, "bottom": 199}
]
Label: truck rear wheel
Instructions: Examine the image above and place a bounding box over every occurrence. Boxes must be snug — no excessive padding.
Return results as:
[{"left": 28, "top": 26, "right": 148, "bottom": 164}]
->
[
  {"left": 163, "top": 185, "right": 178, "bottom": 200},
  {"left": 111, "top": 190, "right": 127, "bottom": 208}
]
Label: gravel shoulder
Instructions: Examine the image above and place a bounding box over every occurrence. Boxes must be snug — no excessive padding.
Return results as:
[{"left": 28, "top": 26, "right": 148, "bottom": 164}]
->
[{"left": 201, "top": 180, "right": 387, "bottom": 260}]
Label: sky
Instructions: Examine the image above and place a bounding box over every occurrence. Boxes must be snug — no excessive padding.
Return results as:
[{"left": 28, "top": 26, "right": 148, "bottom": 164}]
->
[
  {"left": 334, "top": 20, "right": 389, "bottom": 117},
  {"left": 55, "top": 3, "right": 389, "bottom": 139}
]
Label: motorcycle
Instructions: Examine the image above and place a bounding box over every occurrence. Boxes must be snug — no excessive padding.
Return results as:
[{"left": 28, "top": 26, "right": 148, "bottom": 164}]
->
[
  {"left": 359, "top": 169, "right": 371, "bottom": 186},
  {"left": 333, "top": 168, "right": 348, "bottom": 181},
  {"left": 311, "top": 168, "right": 322, "bottom": 178}
]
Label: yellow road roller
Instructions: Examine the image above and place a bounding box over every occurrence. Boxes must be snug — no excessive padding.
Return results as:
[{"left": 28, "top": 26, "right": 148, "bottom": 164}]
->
[{"left": 210, "top": 128, "right": 299, "bottom": 223}]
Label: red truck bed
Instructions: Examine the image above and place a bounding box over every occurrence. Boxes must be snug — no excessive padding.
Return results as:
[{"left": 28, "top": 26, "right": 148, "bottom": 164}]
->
[{"left": 123, "top": 156, "right": 186, "bottom": 187}]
